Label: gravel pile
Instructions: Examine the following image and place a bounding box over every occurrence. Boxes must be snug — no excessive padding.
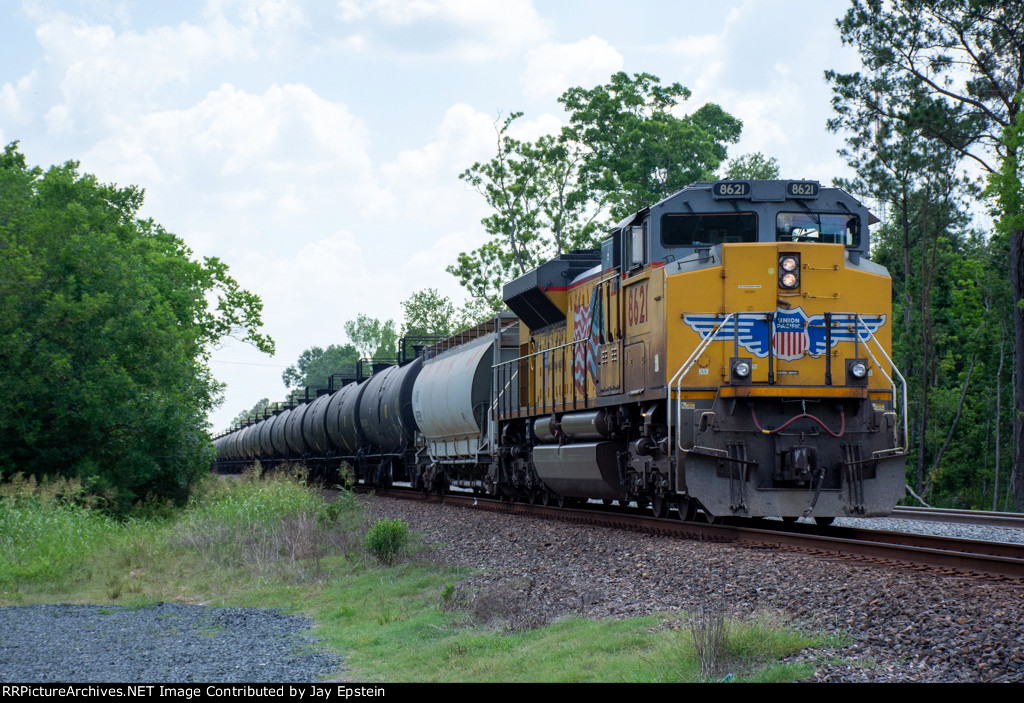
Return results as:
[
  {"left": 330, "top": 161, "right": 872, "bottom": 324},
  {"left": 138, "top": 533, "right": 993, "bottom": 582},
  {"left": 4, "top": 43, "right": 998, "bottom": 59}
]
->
[
  {"left": 0, "top": 603, "right": 340, "bottom": 683},
  {"left": 366, "top": 496, "right": 1024, "bottom": 683}
]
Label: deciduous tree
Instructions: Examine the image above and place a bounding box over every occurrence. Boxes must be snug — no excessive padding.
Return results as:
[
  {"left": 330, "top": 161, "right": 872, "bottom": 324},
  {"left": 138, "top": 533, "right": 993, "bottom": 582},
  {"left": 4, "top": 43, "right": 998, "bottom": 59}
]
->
[
  {"left": 452, "top": 72, "right": 742, "bottom": 312},
  {"left": 828, "top": 0, "right": 1024, "bottom": 507},
  {"left": 0, "top": 144, "right": 273, "bottom": 509},
  {"left": 281, "top": 344, "right": 359, "bottom": 390},
  {"left": 560, "top": 72, "right": 742, "bottom": 221},
  {"left": 344, "top": 314, "right": 397, "bottom": 362}
]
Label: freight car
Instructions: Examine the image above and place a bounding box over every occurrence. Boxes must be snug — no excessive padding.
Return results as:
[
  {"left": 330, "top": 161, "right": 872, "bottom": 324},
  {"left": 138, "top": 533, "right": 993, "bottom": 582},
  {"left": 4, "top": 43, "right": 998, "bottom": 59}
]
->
[{"left": 214, "top": 179, "right": 907, "bottom": 522}]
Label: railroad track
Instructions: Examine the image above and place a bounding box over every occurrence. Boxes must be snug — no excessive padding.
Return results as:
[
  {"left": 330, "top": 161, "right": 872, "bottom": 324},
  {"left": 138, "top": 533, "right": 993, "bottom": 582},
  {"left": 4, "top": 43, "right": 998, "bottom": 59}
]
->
[
  {"left": 366, "top": 487, "right": 1024, "bottom": 581},
  {"left": 892, "top": 505, "right": 1024, "bottom": 529}
]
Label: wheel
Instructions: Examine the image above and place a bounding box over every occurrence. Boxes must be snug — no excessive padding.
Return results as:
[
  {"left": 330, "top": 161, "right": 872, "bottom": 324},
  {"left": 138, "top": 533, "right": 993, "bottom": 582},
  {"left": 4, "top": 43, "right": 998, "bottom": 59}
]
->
[
  {"left": 651, "top": 493, "right": 669, "bottom": 518},
  {"left": 814, "top": 516, "right": 835, "bottom": 526},
  {"left": 676, "top": 497, "right": 697, "bottom": 521}
]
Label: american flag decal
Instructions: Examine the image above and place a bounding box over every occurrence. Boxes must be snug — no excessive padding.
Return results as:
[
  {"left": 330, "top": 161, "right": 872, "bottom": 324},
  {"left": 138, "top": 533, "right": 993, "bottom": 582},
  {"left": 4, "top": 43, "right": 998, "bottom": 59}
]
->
[
  {"left": 573, "top": 285, "right": 603, "bottom": 394},
  {"left": 573, "top": 301, "right": 591, "bottom": 394}
]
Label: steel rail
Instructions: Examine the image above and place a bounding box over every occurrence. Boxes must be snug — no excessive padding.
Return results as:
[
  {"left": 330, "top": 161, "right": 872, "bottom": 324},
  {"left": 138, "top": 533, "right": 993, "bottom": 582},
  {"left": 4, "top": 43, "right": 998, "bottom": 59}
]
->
[{"left": 892, "top": 505, "right": 1024, "bottom": 530}]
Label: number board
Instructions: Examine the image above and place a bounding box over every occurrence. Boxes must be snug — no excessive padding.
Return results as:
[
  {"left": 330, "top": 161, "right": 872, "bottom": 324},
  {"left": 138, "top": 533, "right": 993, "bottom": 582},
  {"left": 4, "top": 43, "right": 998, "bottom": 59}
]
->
[
  {"left": 712, "top": 181, "right": 750, "bottom": 199},
  {"left": 626, "top": 281, "right": 648, "bottom": 328},
  {"left": 786, "top": 181, "right": 820, "bottom": 198}
]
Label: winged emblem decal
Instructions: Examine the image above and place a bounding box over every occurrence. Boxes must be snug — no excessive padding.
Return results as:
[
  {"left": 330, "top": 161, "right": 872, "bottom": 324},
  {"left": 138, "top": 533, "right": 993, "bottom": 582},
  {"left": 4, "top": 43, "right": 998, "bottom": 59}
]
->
[{"left": 682, "top": 308, "right": 886, "bottom": 362}]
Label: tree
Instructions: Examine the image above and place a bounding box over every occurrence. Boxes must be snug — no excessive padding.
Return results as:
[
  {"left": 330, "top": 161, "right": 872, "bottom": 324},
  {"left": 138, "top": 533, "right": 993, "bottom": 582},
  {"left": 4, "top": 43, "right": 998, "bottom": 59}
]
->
[
  {"left": 560, "top": 71, "right": 742, "bottom": 221},
  {"left": 281, "top": 344, "right": 359, "bottom": 390},
  {"left": 451, "top": 72, "right": 743, "bottom": 311},
  {"left": 401, "top": 288, "right": 461, "bottom": 338},
  {"left": 0, "top": 144, "right": 273, "bottom": 510},
  {"left": 451, "top": 115, "right": 602, "bottom": 312},
  {"left": 828, "top": 0, "right": 1024, "bottom": 508},
  {"left": 344, "top": 314, "right": 397, "bottom": 362},
  {"left": 233, "top": 398, "right": 270, "bottom": 426},
  {"left": 724, "top": 152, "right": 781, "bottom": 180},
  {"left": 832, "top": 0, "right": 1024, "bottom": 509}
]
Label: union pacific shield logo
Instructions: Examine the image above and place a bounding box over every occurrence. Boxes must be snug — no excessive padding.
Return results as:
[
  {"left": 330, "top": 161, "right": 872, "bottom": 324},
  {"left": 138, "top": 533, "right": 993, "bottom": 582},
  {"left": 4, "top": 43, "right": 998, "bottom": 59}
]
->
[
  {"left": 772, "top": 309, "right": 809, "bottom": 361},
  {"left": 682, "top": 308, "right": 887, "bottom": 360}
]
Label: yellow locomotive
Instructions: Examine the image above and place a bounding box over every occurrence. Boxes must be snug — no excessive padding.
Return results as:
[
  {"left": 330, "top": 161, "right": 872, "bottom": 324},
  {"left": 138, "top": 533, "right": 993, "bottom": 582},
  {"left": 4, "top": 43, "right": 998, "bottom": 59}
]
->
[{"left": 495, "top": 179, "right": 906, "bottom": 522}]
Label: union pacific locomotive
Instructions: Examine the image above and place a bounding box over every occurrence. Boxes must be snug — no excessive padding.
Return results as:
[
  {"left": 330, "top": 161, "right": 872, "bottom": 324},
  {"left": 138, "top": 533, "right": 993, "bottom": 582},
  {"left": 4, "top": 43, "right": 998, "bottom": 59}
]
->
[{"left": 214, "top": 179, "right": 907, "bottom": 522}]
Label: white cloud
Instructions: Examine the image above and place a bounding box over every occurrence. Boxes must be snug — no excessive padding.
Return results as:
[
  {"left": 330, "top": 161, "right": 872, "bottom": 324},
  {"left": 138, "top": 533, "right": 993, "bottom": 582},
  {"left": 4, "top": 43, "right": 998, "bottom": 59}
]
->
[
  {"left": 380, "top": 102, "right": 496, "bottom": 220},
  {"left": 202, "top": 0, "right": 309, "bottom": 33},
  {"left": 89, "top": 81, "right": 374, "bottom": 184},
  {"left": 0, "top": 71, "right": 38, "bottom": 124},
  {"left": 28, "top": 8, "right": 288, "bottom": 132},
  {"left": 44, "top": 103, "right": 72, "bottom": 135},
  {"left": 335, "top": 0, "right": 549, "bottom": 59},
  {"left": 522, "top": 36, "right": 623, "bottom": 100},
  {"left": 76, "top": 82, "right": 391, "bottom": 267},
  {"left": 660, "top": 30, "right": 729, "bottom": 99}
]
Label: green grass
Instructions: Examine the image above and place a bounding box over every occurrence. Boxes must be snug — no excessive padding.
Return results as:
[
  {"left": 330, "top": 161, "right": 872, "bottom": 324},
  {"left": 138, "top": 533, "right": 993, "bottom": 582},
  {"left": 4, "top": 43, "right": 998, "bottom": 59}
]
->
[
  {"left": 0, "top": 475, "right": 121, "bottom": 591},
  {"left": 0, "top": 468, "right": 830, "bottom": 682}
]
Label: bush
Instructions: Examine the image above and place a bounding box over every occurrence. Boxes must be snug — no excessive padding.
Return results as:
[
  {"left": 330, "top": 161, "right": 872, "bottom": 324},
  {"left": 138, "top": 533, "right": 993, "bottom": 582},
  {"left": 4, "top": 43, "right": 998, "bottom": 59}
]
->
[{"left": 364, "top": 518, "right": 409, "bottom": 565}]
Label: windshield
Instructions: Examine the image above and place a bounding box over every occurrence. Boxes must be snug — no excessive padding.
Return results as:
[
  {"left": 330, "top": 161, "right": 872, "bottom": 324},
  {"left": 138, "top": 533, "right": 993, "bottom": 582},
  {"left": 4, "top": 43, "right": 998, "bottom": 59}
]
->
[{"left": 776, "top": 212, "right": 859, "bottom": 247}]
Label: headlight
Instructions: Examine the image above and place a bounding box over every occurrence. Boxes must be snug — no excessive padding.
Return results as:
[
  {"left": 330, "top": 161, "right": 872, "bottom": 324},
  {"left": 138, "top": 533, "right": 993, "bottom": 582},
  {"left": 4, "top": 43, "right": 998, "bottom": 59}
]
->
[
  {"left": 850, "top": 361, "right": 868, "bottom": 378},
  {"left": 779, "top": 255, "right": 799, "bottom": 289},
  {"left": 734, "top": 360, "right": 751, "bottom": 378}
]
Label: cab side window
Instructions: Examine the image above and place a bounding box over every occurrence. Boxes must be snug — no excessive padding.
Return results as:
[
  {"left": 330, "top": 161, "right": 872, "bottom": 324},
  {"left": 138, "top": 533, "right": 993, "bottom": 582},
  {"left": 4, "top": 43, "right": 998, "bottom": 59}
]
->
[{"left": 661, "top": 213, "right": 757, "bottom": 247}]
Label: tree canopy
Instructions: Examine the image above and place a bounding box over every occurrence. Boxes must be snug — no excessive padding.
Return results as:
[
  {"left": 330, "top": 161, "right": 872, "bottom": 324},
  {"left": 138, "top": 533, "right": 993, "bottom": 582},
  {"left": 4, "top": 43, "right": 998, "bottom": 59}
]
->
[
  {"left": 560, "top": 72, "right": 742, "bottom": 221},
  {"left": 0, "top": 143, "right": 272, "bottom": 510},
  {"left": 724, "top": 152, "right": 781, "bottom": 180},
  {"left": 281, "top": 344, "right": 359, "bottom": 391},
  {"left": 451, "top": 72, "right": 743, "bottom": 312},
  {"left": 400, "top": 287, "right": 469, "bottom": 338},
  {"left": 343, "top": 314, "right": 398, "bottom": 362}
]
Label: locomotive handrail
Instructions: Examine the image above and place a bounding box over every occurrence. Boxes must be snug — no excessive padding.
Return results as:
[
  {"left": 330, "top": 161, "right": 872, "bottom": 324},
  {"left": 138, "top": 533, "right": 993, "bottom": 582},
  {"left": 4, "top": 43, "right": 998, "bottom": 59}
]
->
[
  {"left": 670, "top": 312, "right": 737, "bottom": 455},
  {"left": 492, "top": 337, "right": 591, "bottom": 419},
  {"left": 853, "top": 313, "right": 909, "bottom": 452},
  {"left": 490, "top": 367, "right": 519, "bottom": 451}
]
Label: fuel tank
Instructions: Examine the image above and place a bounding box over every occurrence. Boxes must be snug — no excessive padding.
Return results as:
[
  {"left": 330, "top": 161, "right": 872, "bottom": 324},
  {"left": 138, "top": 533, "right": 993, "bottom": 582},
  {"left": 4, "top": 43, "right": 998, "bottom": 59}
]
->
[
  {"left": 303, "top": 392, "right": 334, "bottom": 456},
  {"left": 324, "top": 380, "right": 367, "bottom": 455},
  {"left": 284, "top": 402, "right": 312, "bottom": 456},
  {"left": 270, "top": 407, "right": 293, "bottom": 458},
  {"left": 358, "top": 358, "right": 423, "bottom": 454}
]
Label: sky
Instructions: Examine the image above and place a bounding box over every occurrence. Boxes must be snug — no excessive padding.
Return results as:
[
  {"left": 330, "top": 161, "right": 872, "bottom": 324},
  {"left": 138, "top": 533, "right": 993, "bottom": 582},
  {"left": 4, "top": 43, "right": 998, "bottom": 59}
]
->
[{"left": 0, "top": 0, "right": 866, "bottom": 433}]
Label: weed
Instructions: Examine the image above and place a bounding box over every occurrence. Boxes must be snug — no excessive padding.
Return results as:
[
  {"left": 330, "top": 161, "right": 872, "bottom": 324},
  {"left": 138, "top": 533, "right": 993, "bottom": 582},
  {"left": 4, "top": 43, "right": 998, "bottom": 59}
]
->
[
  {"left": 107, "top": 575, "right": 126, "bottom": 600},
  {"left": 444, "top": 578, "right": 548, "bottom": 632},
  {"left": 440, "top": 583, "right": 456, "bottom": 610},
  {"left": 689, "top": 605, "right": 729, "bottom": 680},
  {"left": 364, "top": 518, "right": 409, "bottom": 565}
]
